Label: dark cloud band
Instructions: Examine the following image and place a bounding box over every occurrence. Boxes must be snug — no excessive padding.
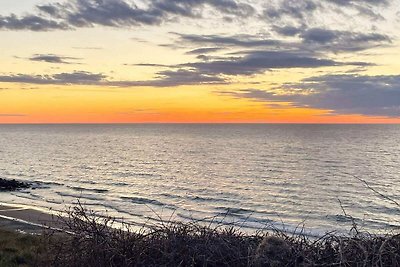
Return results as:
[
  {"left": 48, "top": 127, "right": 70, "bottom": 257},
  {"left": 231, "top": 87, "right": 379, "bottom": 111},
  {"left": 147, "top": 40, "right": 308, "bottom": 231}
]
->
[
  {"left": 0, "top": 70, "right": 226, "bottom": 87},
  {"left": 0, "top": 0, "right": 255, "bottom": 31},
  {"left": 219, "top": 74, "right": 400, "bottom": 117},
  {"left": 28, "top": 54, "right": 81, "bottom": 64}
]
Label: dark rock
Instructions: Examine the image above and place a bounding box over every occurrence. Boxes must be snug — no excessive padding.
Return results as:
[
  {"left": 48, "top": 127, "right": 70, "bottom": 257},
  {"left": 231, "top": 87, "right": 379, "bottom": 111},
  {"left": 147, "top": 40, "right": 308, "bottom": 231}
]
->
[{"left": 0, "top": 178, "right": 30, "bottom": 191}]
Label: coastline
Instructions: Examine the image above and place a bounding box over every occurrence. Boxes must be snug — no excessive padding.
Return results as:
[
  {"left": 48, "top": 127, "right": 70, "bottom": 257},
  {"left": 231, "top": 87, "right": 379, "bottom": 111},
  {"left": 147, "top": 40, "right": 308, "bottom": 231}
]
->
[
  {"left": 0, "top": 203, "right": 60, "bottom": 234},
  {"left": 1, "top": 201, "right": 400, "bottom": 266}
]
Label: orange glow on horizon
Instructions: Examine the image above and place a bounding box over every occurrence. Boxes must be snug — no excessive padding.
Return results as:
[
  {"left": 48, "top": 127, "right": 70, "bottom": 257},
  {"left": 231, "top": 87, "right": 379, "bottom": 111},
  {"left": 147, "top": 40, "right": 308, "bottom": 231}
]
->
[
  {"left": 1, "top": 3, "right": 399, "bottom": 125},
  {"left": 1, "top": 79, "right": 399, "bottom": 125}
]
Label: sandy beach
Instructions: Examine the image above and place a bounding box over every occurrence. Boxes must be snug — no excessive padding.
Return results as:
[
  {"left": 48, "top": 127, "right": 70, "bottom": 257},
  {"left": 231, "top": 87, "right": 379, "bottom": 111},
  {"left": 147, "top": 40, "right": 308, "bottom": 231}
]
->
[{"left": 0, "top": 204, "right": 60, "bottom": 234}]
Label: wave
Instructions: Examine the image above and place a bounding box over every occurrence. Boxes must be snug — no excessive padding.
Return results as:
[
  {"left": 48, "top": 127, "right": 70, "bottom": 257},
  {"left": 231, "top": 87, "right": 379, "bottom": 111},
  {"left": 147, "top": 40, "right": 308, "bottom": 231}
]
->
[
  {"left": 67, "top": 185, "right": 109, "bottom": 194},
  {"left": 189, "top": 195, "right": 238, "bottom": 204},
  {"left": 120, "top": 196, "right": 170, "bottom": 207},
  {"left": 326, "top": 214, "right": 400, "bottom": 230},
  {"left": 114, "top": 172, "right": 158, "bottom": 178},
  {"left": 214, "top": 206, "right": 254, "bottom": 215},
  {"left": 55, "top": 191, "right": 107, "bottom": 202},
  {"left": 37, "top": 181, "right": 65, "bottom": 186}
]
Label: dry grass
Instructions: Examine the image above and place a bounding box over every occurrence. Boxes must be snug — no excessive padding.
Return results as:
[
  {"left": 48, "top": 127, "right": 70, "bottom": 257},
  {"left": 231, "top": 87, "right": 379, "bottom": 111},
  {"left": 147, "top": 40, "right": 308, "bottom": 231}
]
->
[
  {"left": 0, "top": 229, "right": 44, "bottom": 267},
  {"left": 35, "top": 203, "right": 400, "bottom": 267}
]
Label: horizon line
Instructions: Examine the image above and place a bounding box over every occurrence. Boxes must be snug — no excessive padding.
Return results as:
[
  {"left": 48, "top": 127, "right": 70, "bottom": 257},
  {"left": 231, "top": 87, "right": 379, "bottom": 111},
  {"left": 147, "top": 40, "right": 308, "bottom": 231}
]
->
[{"left": 0, "top": 122, "right": 399, "bottom": 125}]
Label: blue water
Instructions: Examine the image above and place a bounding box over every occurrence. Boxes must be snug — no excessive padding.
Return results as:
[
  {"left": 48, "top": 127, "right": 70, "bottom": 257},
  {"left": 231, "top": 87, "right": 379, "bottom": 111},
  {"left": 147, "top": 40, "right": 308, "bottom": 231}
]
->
[{"left": 0, "top": 124, "right": 399, "bottom": 235}]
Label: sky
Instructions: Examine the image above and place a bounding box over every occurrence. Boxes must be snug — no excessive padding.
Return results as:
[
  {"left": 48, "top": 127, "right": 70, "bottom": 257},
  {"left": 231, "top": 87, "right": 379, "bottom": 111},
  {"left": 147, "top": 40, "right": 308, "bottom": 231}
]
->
[{"left": 0, "top": 0, "right": 400, "bottom": 123}]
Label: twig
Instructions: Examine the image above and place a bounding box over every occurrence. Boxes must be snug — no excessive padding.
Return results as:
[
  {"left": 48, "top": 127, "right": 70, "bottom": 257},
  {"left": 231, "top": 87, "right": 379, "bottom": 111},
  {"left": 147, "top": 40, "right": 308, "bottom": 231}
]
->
[{"left": 351, "top": 174, "right": 400, "bottom": 207}]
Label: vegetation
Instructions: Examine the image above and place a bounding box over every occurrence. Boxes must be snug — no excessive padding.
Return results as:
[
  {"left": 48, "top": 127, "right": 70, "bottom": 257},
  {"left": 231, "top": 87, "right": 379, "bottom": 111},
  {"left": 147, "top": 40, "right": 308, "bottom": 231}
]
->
[
  {"left": 7, "top": 204, "right": 393, "bottom": 267},
  {"left": 1, "top": 205, "right": 400, "bottom": 266},
  {"left": 2, "top": 174, "right": 400, "bottom": 267},
  {"left": 0, "top": 229, "right": 44, "bottom": 267}
]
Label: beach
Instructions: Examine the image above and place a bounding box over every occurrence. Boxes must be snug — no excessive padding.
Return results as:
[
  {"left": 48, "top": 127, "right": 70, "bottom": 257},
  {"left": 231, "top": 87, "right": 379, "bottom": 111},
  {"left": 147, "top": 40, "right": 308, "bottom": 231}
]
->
[
  {"left": 0, "top": 204, "right": 59, "bottom": 234},
  {"left": 0, "top": 124, "right": 399, "bottom": 266},
  {"left": 1, "top": 0, "right": 399, "bottom": 264},
  {"left": 1, "top": 177, "right": 400, "bottom": 266},
  {"left": 1, "top": 198, "right": 400, "bottom": 266}
]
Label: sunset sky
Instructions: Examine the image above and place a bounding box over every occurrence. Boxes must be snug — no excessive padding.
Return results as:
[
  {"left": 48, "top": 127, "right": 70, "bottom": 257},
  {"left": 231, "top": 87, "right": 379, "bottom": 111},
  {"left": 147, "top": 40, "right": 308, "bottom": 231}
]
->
[{"left": 1, "top": 0, "right": 400, "bottom": 123}]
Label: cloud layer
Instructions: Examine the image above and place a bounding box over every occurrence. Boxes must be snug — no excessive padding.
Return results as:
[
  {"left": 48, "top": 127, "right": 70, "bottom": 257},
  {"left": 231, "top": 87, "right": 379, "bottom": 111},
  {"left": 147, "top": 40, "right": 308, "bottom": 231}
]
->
[
  {"left": 0, "top": 0, "right": 395, "bottom": 32},
  {"left": 0, "top": 0, "right": 255, "bottom": 31},
  {"left": 0, "top": 70, "right": 225, "bottom": 87},
  {"left": 221, "top": 74, "right": 400, "bottom": 117},
  {"left": 28, "top": 54, "right": 81, "bottom": 64},
  {"left": 1, "top": 0, "right": 399, "bottom": 118}
]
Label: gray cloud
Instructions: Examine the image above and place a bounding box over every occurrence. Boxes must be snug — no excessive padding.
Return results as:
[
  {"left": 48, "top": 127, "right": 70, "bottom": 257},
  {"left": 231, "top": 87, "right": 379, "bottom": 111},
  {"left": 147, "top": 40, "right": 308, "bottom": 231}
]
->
[
  {"left": 177, "top": 29, "right": 391, "bottom": 55},
  {"left": 182, "top": 50, "right": 370, "bottom": 76},
  {"left": 176, "top": 33, "right": 282, "bottom": 47},
  {"left": 115, "top": 69, "right": 226, "bottom": 87},
  {"left": 300, "top": 28, "right": 390, "bottom": 52},
  {"left": 263, "top": 0, "right": 319, "bottom": 21},
  {"left": 131, "top": 46, "right": 372, "bottom": 86},
  {"left": 220, "top": 74, "right": 400, "bottom": 117},
  {"left": 327, "top": 0, "right": 389, "bottom": 19},
  {"left": 131, "top": 47, "right": 372, "bottom": 85},
  {"left": 0, "top": 0, "right": 395, "bottom": 34},
  {"left": 0, "top": 14, "right": 68, "bottom": 31},
  {"left": 0, "top": 0, "right": 255, "bottom": 31},
  {"left": 29, "top": 54, "right": 81, "bottom": 64},
  {"left": 327, "top": 0, "right": 389, "bottom": 6},
  {"left": 186, "top": 47, "right": 223, "bottom": 55},
  {"left": 172, "top": 33, "right": 364, "bottom": 76},
  {"left": 0, "top": 69, "right": 226, "bottom": 87},
  {"left": 269, "top": 26, "right": 392, "bottom": 53},
  {"left": 0, "top": 71, "right": 107, "bottom": 85},
  {"left": 329, "top": 0, "right": 390, "bottom": 20},
  {"left": 130, "top": 63, "right": 172, "bottom": 68},
  {"left": 58, "top": 0, "right": 163, "bottom": 28},
  {"left": 152, "top": 0, "right": 255, "bottom": 18},
  {"left": 302, "top": 28, "right": 389, "bottom": 44},
  {"left": 263, "top": 0, "right": 390, "bottom": 24},
  {"left": 273, "top": 25, "right": 302, "bottom": 36},
  {"left": 301, "top": 28, "right": 338, "bottom": 44}
]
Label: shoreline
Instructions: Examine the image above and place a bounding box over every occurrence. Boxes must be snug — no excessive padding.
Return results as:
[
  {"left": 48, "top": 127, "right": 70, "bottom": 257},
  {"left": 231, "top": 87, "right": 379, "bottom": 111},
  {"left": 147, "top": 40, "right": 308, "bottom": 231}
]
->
[
  {"left": 0, "top": 199, "right": 397, "bottom": 238},
  {"left": 0, "top": 203, "right": 61, "bottom": 234},
  {"left": 1, "top": 202, "right": 399, "bottom": 266}
]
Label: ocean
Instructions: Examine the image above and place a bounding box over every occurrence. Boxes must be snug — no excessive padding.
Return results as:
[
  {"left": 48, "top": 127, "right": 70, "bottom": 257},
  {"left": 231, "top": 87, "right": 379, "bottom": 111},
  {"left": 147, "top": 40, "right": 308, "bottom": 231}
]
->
[{"left": 0, "top": 124, "right": 399, "bottom": 235}]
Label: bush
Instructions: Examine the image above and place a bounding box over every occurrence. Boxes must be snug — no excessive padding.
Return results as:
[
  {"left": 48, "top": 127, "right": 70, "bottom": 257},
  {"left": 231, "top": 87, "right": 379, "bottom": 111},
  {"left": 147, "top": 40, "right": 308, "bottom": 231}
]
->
[{"left": 39, "top": 203, "right": 400, "bottom": 267}]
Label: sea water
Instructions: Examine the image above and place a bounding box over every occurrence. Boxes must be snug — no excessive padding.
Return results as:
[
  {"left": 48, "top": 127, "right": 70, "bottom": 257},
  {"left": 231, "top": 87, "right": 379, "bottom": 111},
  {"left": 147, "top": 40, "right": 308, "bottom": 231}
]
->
[{"left": 0, "top": 124, "right": 399, "bottom": 235}]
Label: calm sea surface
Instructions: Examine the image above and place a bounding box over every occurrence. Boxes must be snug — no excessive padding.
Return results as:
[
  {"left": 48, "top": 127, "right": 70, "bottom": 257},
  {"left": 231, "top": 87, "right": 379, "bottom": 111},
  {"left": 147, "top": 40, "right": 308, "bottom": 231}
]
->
[{"left": 0, "top": 124, "right": 399, "bottom": 235}]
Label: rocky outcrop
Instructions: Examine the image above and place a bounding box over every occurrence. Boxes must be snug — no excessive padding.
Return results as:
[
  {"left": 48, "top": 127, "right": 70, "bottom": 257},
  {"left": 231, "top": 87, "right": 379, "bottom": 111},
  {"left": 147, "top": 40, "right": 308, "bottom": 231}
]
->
[{"left": 0, "top": 178, "right": 30, "bottom": 191}]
